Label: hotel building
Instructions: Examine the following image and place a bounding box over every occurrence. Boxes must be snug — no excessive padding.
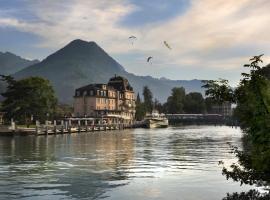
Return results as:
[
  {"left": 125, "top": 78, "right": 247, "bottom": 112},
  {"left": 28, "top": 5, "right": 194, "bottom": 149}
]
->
[{"left": 73, "top": 76, "right": 136, "bottom": 124}]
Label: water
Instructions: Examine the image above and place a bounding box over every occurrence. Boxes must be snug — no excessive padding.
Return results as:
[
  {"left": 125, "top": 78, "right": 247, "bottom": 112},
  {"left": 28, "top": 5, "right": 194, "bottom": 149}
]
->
[{"left": 0, "top": 126, "right": 254, "bottom": 200}]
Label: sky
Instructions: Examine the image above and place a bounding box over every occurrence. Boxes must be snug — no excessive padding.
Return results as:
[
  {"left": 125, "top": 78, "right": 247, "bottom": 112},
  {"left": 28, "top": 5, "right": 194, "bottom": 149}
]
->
[{"left": 0, "top": 0, "right": 270, "bottom": 86}]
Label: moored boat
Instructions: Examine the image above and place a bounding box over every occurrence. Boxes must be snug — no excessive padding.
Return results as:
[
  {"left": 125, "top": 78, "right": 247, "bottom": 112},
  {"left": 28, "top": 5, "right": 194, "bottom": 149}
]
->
[{"left": 144, "top": 110, "right": 169, "bottom": 128}]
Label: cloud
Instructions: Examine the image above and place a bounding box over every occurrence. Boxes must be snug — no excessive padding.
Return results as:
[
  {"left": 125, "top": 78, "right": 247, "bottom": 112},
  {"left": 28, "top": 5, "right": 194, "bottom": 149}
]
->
[
  {"left": 0, "top": 0, "right": 270, "bottom": 83},
  {"left": 0, "top": 0, "right": 137, "bottom": 48}
]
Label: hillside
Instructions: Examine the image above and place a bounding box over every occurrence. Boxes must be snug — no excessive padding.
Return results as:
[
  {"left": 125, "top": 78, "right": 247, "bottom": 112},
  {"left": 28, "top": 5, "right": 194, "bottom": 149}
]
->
[
  {"left": 0, "top": 52, "right": 39, "bottom": 75},
  {"left": 14, "top": 39, "right": 203, "bottom": 103}
]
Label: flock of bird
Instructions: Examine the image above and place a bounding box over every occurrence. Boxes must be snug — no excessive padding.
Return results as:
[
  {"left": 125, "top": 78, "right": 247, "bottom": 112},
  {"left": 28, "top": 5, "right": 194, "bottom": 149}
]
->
[{"left": 128, "top": 35, "right": 172, "bottom": 64}]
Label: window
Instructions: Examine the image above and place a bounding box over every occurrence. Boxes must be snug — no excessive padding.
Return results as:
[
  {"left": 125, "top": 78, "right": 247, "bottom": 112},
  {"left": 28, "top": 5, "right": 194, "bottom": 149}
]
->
[
  {"left": 90, "top": 90, "right": 93, "bottom": 96},
  {"left": 76, "top": 91, "right": 80, "bottom": 96}
]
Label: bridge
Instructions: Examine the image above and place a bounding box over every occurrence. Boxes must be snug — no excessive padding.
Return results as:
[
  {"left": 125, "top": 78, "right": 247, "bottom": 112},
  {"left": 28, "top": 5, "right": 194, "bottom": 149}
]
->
[{"left": 165, "top": 114, "right": 234, "bottom": 125}]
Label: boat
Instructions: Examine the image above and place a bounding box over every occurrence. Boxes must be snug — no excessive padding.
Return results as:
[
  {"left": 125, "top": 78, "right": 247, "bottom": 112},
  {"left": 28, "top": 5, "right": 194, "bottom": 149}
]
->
[{"left": 144, "top": 110, "right": 169, "bottom": 128}]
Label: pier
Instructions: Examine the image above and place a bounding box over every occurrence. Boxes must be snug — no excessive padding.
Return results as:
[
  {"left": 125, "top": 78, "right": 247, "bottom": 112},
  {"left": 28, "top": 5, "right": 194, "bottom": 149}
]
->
[{"left": 0, "top": 118, "right": 136, "bottom": 136}]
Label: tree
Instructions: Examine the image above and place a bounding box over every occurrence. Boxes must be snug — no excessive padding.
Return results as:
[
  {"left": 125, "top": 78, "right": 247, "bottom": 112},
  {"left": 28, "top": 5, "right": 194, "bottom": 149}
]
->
[
  {"left": 204, "top": 97, "right": 215, "bottom": 114},
  {"left": 202, "top": 55, "right": 270, "bottom": 198},
  {"left": 0, "top": 75, "right": 57, "bottom": 124},
  {"left": 153, "top": 98, "right": 164, "bottom": 113},
  {"left": 135, "top": 93, "right": 146, "bottom": 120},
  {"left": 184, "top": 92, "right": 206, "bottom": 113},
  {"left": 166, "top": 87, "right": 185, "bottom": 114},
  {"left": 202, "top": 78, "right": 235, "bottom": 104},
  {"left": 143, "top": 86, "right": 153, "bottom": 113},
  {"left": 54, "top": 104, "right": 73, "bottom": 118}
]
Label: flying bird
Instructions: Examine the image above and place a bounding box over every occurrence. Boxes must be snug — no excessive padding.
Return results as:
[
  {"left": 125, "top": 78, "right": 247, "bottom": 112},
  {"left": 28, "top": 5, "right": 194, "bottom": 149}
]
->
[
  {"left": 164, "top": 41, "right": 172, "bottom": 50},
  {"left": 147, "top": 56, "right": 153, "bottom": 63}
]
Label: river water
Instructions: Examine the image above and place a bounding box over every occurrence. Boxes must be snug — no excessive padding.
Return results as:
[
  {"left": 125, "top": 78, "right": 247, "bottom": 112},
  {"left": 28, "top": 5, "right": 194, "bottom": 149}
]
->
[{"left": 0, "top": 126, "right": 254, "bottom": 200}]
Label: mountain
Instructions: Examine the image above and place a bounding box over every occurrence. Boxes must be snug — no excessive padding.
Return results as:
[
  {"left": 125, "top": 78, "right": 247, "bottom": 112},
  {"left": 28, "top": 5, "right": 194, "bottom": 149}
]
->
[
  {"left": 0, "top": 51, "right": 39, "bottom": 75},
  {"left": 14, "top": 39, "right": 203, "bottom": 104}
]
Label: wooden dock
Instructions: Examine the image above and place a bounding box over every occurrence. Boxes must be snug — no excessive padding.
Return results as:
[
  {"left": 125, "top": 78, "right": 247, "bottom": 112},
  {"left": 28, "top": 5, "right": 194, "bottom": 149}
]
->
[{"left": 0, "top": 123, "right": 135, "bottom": 136}]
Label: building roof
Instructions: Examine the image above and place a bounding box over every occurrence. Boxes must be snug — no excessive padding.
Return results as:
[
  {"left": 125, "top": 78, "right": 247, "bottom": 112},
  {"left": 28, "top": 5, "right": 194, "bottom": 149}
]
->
[
  {"left": 74, "top": 76, "right": 134, "bottom": 96},
  {"left": 108, "top": 75, "right": 133, "bottom": 91}
]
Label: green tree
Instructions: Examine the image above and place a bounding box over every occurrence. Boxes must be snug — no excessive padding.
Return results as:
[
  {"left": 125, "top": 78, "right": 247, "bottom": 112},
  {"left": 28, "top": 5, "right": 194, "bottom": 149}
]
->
[
  {"left": 202, "top": 78, "right": 235, "bottom": 104},
  {"left": 184, "top": 92, "right": 206, "bottom": 113},
  {"left": 143, "top": 86, "right": 153, "bottom": 113},
  {"left": 0, "top": 75, "right": 57, "bottom": 124},
  {"left": 166, "top": 87, "right": 185, "bottom": 114},
  {"left": 54, "top": 104, "right": 73, "bottom": 118},
  {"left": 153, "top": 98, "right": 164, "bottom": 113},
  {"left": 202, "top": 55, "right": 270, "bottom": 198},
  {"left": 135, "top": 93, "right": 146, "bottom": 120},
  {"left": 204, "top": 97, "right": 215, "bottom": 113}
]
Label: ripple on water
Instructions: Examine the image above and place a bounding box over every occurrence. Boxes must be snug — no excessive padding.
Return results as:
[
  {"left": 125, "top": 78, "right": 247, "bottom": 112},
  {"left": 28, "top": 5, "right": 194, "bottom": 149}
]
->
[{"left": 0, "top": 126, "right": 252, "bottom": 200}]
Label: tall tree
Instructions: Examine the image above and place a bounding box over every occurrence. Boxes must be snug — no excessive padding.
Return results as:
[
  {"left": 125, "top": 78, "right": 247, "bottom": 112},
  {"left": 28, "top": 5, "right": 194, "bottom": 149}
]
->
[
  {"left": 136, "top": 93, "right": 141, "bottom": 104},
  {"left": 143, "top": 86, "right": 153, "bottom": 113},
  {"left": 184, "top": 92, "right": 206, "bottom": 113},
  {"left": 153, "top": 98, "right": 164, "bottom": 113},
  {"left": 0, "top": 75, "right": 57, "bottom": 123},
  {"left": 135, "top": 93, "right": 145, "bottom": 120},
  {"left": 166, "top": 87, "right": 185, "bottom": 114},
  {"left": 204, "top": 97, "right": 215, "bottom": 114}
]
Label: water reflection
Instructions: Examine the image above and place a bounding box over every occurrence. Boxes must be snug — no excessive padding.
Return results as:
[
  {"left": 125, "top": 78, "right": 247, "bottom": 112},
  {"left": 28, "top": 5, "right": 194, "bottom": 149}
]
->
[
  {"left": 0, "top": 126, "right": 255, "bottom": 200},
  {"left": 0, "top": 131, "right": 134, "bottom": 199}
]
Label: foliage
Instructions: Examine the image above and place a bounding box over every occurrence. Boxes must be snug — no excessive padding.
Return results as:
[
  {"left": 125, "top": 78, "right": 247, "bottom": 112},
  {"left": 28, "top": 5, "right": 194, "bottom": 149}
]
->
[
  {"left": 143, "top": 86, "right": 153, "bottom": 113},
  {"left": 202, "top": 79, "right": 235, "bottom": 104},
  {"left": 184, "top": 92, "right": 206, "bottom": 113},
  {"left": 204, "top": 97, "right": 216, "bottom": 113},
  {"left": 0, "top": 75, "right": 57, "bottom": 123},
  {"left": 222, "top": 190, "right": 270, "bottom": 200},
  {"left": 166, "top": 87, "right": 186, "bottom": 114},
  {"left": 153, "top": 98, "right": 164, "bottom": 113},
  {"left": 202, "top": 55, "right": 270, "bottom": 198},
  {"left": 135, "top": 93, "right": 146, "bottom": 120},
  {"left": 54, "top": 104, "right": 73, "bottom": 118}
]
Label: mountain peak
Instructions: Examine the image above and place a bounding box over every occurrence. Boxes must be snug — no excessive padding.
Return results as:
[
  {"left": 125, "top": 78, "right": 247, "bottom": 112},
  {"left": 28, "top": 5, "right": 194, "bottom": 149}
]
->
[
  {"left": 45, "top": 39, "right": 107, "bottom": 62},
  {"left": 0, "top": 52, "right": 39, "bottom": 75},
  {"left": 68, "top": 39, "right": 97, "bottom": 46}
]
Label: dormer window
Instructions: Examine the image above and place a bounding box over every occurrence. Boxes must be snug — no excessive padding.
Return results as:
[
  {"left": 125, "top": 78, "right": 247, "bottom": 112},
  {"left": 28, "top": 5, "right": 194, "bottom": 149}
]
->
[{"left": 76, "top": 91, "right": 80, "bottom": 96}]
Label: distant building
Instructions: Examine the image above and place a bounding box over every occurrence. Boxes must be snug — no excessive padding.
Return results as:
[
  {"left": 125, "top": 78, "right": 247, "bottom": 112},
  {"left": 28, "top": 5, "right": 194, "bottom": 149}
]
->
[
  {"left": 211, "top": 102, "right": 233, "bottom": 117},
  {"left": 73, "top": 76, "right": 136, "bottom": 124}
]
